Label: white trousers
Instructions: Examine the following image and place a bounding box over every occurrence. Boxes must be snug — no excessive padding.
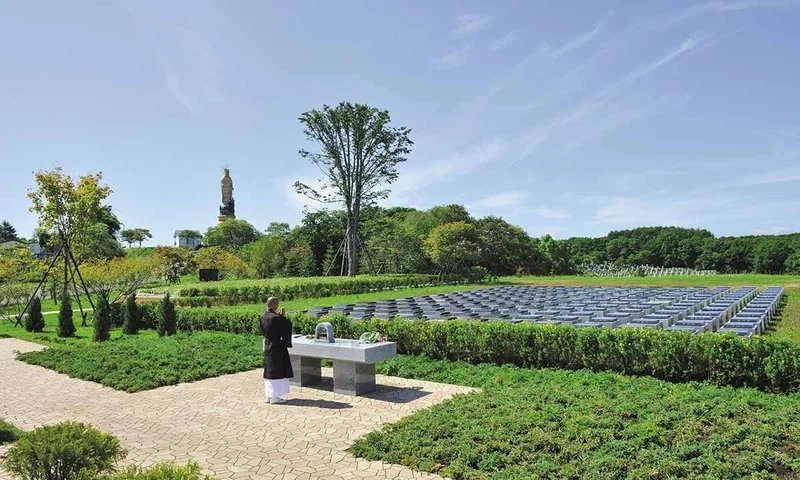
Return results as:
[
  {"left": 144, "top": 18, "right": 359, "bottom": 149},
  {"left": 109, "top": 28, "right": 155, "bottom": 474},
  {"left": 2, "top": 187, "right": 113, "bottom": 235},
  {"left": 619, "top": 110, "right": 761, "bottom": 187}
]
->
[{"left": 264, "top": 378, "right": 290, "bottom": 399}]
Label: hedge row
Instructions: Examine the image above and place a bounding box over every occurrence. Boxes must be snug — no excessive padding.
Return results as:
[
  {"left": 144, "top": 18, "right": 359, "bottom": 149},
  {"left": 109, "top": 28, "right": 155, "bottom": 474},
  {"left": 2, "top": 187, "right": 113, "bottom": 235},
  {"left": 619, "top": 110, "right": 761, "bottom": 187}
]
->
[
  {"left": 174, "top": 273, "right": 486, "bottom": 307},
  {"left": 174, "top": 308, "right": 800, "bottom": 393}
]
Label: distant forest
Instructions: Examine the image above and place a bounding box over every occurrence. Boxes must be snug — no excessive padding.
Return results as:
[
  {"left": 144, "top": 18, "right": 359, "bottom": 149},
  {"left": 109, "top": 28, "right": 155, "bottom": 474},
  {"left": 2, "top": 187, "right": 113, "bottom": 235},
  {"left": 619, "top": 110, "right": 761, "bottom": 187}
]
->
[{"left": 227, "top": 206, "right": 800, "bottom": 277}]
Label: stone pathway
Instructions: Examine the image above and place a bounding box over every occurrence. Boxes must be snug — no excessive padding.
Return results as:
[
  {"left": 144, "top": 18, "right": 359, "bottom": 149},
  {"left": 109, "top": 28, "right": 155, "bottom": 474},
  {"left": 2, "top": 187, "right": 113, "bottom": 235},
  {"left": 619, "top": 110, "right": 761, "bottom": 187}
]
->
[{"left": 0, "top": 339, "right": 474, "bottom": 479}]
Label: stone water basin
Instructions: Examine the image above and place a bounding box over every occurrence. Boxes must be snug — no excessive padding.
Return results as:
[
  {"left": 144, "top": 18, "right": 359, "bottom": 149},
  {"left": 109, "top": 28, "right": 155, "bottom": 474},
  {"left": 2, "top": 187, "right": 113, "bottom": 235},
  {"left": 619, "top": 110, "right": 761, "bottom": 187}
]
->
[{"left": 289, "top": 335, "right": 397, "bottom": 364}]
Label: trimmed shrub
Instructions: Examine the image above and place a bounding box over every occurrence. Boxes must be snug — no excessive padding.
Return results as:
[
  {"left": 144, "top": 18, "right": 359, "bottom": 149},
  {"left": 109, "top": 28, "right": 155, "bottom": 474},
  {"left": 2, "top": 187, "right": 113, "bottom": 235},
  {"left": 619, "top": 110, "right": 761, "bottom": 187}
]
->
[
  {"left": 123, "top": 294, "right": 138, "bottom": 335},
  {"left": 93, "top": 295, "right": 111, "bottom": 342},
  {"left": 173, "top": 308, "right": 800, "bottom": 394},
  {"left": 1, "top": 422, "right": 126, "bottom": 480},
  {"left": 158, "top": 293, "right": 177, "bottom": 337},
  {"left": 57, "top": 292, "right": 75, "bottom": 338},
  {"left": 0, "top": 418, "right": 21, "bottom": 444},
  {"left": 111, "top": 461, "right": 216, "bottom": 480},
  {"left": 174, "top": 273, "right": 486, "bottom": 307},
  {"left": 110, "top": 301, "right": 124, "bottom": 327},
  {"left": 24, "top": 296, "right": 45, "bottom": 333}
]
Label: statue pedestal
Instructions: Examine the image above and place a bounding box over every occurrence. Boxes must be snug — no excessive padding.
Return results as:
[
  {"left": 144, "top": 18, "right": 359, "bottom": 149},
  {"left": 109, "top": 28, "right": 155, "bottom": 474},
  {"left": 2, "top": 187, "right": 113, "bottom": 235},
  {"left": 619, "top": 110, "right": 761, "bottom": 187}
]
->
[{"left": 218, "top": 214, "right": 235, "bottom": 224}]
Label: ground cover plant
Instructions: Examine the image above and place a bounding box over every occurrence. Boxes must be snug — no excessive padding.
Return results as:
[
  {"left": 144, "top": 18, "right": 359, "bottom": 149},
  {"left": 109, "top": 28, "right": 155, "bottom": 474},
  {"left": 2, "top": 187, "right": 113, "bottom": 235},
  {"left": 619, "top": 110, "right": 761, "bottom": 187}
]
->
[
  {"left": 15, "top": 331, "right": 261, "bottom": 392},
  {"left": 0, "top": 418, "right": 21, "bottom": 444},
  {"left": 353, "top": 355, "right": 800, "bottom": 480}
]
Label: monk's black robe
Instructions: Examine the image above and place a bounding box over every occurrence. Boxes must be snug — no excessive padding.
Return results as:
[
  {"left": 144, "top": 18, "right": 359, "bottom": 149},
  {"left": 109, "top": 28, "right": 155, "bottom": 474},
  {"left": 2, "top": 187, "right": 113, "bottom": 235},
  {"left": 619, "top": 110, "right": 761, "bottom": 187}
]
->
[{"left": 260, "top": 309, "right": 294, "bottom": 380}]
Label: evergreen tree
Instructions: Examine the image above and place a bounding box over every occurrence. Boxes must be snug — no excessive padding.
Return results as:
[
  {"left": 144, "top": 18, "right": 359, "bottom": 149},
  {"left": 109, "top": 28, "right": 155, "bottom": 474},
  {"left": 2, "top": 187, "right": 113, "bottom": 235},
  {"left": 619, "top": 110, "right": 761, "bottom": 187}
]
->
[
  {"left": 158, "top": 293, "right": 176, "bottom": 337},
  {"left": 57, "top": 292, "right": 75, "bottom": 337},
  {"left": 25, "top": 296, "right": 45, "bottom": 333},
  {"left": 122, "top": 293, "right": 138, "bottom": 335},
  {"left": 93, "top": 295, "right": 111, "bottom": 342},
  {"left": 110, "top": 301, "right": 124, "bottom": 328}
]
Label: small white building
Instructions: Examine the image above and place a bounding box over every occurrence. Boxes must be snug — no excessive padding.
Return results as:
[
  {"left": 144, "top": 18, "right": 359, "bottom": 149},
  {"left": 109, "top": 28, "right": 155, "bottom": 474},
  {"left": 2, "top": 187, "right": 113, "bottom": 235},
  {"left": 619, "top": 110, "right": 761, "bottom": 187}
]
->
[{"left": 173, "top": 230, "right": 202, "bottom": 248}]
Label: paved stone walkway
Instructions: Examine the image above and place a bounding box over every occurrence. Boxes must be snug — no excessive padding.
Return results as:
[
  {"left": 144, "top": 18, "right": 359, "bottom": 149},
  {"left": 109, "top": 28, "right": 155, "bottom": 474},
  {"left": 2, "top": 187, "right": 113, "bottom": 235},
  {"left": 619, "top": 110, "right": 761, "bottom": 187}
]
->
[{"left": 0, "top": 339, "right": 474, "bottom": 479}]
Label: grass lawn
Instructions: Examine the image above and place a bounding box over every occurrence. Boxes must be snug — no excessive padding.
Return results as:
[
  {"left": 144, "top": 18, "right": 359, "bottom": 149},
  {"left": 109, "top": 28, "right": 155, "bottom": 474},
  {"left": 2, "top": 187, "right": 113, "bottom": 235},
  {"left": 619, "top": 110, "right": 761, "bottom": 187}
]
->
[
  {"left": 354, "top": 355, "right": 800, "bottom": 480},
  {"left": 0, "top": 310, "right": 110, "bottom": 346},
  {"left": 0, "top": 418, "right": 21, "bottom": 444},
  {"left": 16, "top": 331, "right": 261, "bottom": 393}
]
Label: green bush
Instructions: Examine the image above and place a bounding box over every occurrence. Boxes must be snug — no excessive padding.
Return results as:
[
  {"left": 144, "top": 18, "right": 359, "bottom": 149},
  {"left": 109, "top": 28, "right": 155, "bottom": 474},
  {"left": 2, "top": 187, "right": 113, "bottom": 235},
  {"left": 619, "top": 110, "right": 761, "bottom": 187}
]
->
[
  {"left": 1, "top": 422, "right": 126, "bottom": 480},
  {"left": 123, "top": 294, "right": 138, "bottom": 335},
  {"left": 57, "top": 292, "right": 75, "bottom": 338},
  {"left": 93, "top": 295, "right": 111, "bottom": 342},
  {"left": 0, "top": 418, "right": 21, "bottom": 444},
  {"left": 158, "top": 293, "right": 176, "bottom": 337},
  {"left": 110, "top": 461, "right": 216, "bottom": 480},
  {"left": 172, "top": 309, "right": 800, "bottom": 393},
  {"left": 24, "top": 296, "right": 45, "bottom": 333},
  {"left": 174, "top": 273, "right": 485, "bottom": 306}
]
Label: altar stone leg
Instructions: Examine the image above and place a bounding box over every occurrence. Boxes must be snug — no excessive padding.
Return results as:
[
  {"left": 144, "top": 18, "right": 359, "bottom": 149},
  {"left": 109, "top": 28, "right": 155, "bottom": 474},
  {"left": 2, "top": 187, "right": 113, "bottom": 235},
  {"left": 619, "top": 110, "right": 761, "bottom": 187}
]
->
[
  {"left": 333, "top": 361, "right": 376, "bottom": 396},
  {"left": 289, "top": 355, "right": 321, "bottom": 387}
]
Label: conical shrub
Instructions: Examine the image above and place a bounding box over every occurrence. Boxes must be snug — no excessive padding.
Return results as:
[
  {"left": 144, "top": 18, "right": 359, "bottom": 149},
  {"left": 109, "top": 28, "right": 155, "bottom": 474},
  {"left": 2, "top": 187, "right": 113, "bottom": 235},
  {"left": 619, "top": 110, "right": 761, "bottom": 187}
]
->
[
  {"left": 57, "top": 292, "right": 75, "bottom": 338},
  {"left": 93, "top": 295, "right": 111, "bottom": 342},
  {"left": 158, "top": 292, "right": 177, "bottom": 337},
  {"left": 122, "top": 293, "right": 138, "bottom": 335},
  {"left": 25, "top": 296, "right": 45, "bottom": 333}
]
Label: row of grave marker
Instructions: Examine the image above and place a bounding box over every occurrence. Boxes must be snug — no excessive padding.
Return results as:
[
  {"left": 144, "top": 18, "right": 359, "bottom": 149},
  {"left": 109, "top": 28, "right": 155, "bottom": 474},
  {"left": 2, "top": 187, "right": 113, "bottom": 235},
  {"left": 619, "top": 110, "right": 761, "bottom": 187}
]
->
[{"left": 304, "top": 285, "right": 784, "bottom": 336}]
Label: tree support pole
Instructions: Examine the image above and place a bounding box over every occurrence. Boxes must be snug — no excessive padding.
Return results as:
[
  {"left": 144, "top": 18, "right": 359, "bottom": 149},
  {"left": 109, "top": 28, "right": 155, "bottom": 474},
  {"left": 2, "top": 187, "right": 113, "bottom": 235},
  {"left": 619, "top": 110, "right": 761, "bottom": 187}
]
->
[{"left": 13, "top": 245, "right": 63, "bottom": 327}]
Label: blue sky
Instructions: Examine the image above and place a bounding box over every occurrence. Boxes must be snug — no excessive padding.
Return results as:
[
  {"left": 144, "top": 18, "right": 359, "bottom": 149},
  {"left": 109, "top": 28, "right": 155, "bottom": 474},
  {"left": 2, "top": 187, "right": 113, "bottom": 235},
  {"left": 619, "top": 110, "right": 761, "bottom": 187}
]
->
[{"left": 2, "top": 1, "right": 799, "bottom": 246}]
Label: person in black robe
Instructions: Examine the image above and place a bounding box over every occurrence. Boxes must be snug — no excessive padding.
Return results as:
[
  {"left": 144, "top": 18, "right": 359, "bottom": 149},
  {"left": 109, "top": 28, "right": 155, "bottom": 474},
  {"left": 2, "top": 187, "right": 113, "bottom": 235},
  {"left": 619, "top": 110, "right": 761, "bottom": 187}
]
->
[{"left": 260, "top": 297, "right": 294, "bottom": 404}]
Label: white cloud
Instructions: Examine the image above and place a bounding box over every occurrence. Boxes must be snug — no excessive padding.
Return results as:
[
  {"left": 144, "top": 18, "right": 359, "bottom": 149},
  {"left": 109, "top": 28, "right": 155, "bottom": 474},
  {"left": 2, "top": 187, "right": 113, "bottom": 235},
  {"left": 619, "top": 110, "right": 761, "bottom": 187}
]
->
[
  {"left": 390, "top": 138, "right": 509, "bottom": 202},
  {"left": 725, "top": 165, "right": 800, "bottom": 187},
  {"left": 532, "top": 207, "right": 571, "bottom": 220},
  {"left": 472, "top": 192, "right": 527, "bottom": 209},
  {"left": 452, "top": 14, "right": 492, "bottom": 36},
  {"left": 589, "top": 196, "right": 698, "bottom": 227},
  {"left": 545, "top": 14, "right": 609, "bottom": 59},
  {"left": 512, "top": 36, "right": 703, "bottom": 164},
  {"left": 127, "top": 8, "right": 225, "bottom": 114},
  {"left": 479, "top": 14, "right": 609, "bottom": 106},
  {"left": 662, "top": 1, "right": 794, "bottom": 27},
  {"left": 560, "top": 94, "right": 692, "bottom": 154},
  {"left": 489, "top": 32, "right": 516, "bottom": 52},
  {"left": 434, "top": 44, "right": 472, "bottom": 70}
]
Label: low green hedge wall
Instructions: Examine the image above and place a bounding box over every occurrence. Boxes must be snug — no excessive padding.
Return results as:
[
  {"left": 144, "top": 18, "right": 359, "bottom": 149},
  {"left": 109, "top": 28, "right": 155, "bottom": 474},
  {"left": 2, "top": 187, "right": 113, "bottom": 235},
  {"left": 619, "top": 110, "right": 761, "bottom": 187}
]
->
[
  {"left": 174, "top": 308, "right": 800, "bottom": 393},
  {"left": 174, "top": 273, "right": 486, "bottom": 307}
]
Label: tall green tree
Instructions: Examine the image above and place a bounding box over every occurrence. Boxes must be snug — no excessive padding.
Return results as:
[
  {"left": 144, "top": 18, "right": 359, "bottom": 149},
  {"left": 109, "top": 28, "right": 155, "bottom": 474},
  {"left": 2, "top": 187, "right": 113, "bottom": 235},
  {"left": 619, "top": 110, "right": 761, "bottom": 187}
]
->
[
  {"left": 120, "top": 229, "right": 137, "bottom": 248},
  {"left": 476, "top": 216, "right": 541, "bottom": 275},
  {"left": 152, "top": 246, "right": 196, "bottom": 283},
  {"left": 0, "top": 220, "right": 18, "bottom": 242},
  {"left": 27, "top": 167, "right": 112, "bottom": 295},
  {"left": 424, "top": 221, "right": 480, "bottom": 274},
  {"left": 241, "top": 236, "right": 284, "bottom": 278},
  {"left": 294, "top": 102, "right": 413, "bottom": 276},
  {"left": 98, "top": 205, "right": 122, "bottom": 238},
  {"left": 203, "top": 219, "right": 260, "bottom": 251},
  {"left": 133, "top": 228, "right": 152, "bottom": 247}
]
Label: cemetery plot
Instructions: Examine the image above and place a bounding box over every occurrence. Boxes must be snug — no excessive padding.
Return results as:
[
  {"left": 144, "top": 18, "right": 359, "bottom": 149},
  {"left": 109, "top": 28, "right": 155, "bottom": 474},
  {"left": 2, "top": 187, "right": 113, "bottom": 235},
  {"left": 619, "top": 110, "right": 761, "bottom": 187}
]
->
[{"left": 305, "top": 285, "right": 785, "bottom": 335}]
